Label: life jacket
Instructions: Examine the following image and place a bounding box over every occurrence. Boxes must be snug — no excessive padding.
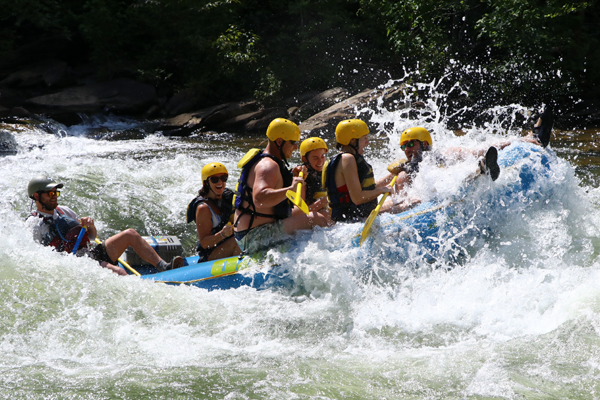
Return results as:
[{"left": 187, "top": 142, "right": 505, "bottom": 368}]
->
[
  {"left": 234, "top": 149, "right": 293, "bottom": 227},
  {"left": 186, "top": 189, "right": 235, "bottom": 260},
  {"left": 31, "top": 207, "right": 90, "bottom": 253},
  {"left": 304, "top": 165, "right": 327, "bottom": 205},
  {"left": 323, "top": 152, "right": 377, "bottom": 222},
  {"left": 186, "top": 188, "right": 234, "bottom": 232}
]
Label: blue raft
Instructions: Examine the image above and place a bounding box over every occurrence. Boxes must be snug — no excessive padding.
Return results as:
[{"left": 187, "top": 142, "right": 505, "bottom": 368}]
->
[{"left": 125, "top": 142, "right": 554, "bottom": 290}]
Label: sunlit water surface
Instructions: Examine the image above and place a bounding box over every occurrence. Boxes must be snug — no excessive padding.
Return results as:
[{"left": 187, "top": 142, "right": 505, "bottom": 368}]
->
[{"left": 2, "top": 99, "right": 600, "bottom": 399}]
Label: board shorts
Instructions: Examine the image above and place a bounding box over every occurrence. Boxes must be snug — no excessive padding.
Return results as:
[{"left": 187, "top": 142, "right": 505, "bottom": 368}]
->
[
  {"left": 90, "top": 241, "right": 117, "bottom": 265},
  {"left": 234, "top": 220, "right": 287, "bottom": 255}
]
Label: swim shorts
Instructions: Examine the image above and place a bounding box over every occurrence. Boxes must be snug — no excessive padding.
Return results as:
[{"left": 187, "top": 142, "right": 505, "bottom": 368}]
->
[
  {"left": 234, "top": 220, "right": 288, "bottom": 255},
  {"left": 90, "top": 241, "right": 117, "bottom": 265}
]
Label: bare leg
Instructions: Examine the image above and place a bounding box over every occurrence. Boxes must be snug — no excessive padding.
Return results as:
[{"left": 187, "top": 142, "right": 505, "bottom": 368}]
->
[
  {"left": 207, "top": 237, "right": 243, "bottom": 261},
  {"left": 104, "top": 228, "right": 162, "bottom": 266}
]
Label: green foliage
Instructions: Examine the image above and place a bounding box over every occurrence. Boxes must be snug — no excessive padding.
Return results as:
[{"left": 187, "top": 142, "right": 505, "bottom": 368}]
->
[{"left": 1, "top": 0, "right": 599, "bottom": 111}]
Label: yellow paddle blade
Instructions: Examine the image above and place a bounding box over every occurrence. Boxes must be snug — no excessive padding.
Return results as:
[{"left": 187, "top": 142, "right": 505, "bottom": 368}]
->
[
  {"left": 95, "top": 237, "right": 141, "bottom": 276},
  {"left": 359, "top": 175, "right": 397, "bottom": 246},
  {"left": 286, "top": 172, "right": 309, "bottom": 215}
]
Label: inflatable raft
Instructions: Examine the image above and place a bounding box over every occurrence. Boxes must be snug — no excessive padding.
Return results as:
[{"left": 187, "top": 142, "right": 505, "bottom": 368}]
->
[{"left": 124, "top": 142, "right": 554, "bottom": 290}]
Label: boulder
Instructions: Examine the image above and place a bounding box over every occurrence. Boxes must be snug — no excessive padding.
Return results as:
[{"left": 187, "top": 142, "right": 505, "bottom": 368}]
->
[
  {"left": 158, "top": 104, "right": 230, "bottom": 136},
  {"left": 165, "top": 88, "right": 199, "bottom": 116},
  {"left": 24, "top": 78, "right": 157, "bottom": 115},
  {"left": 244, "top": 108, "right": 289, "bottom": 132},
  {"left": 0, "top": 59, "right": 68, "bottom": 88},
  {"left": 299, "top": 83, "right": 407, "bottom": 135},
  {"left": 296, "top": 87, "right": 350, "bottom": 120},
  {"left": 0, "top": 129, "right": 18, "bottom": 155},
  {"left": 201, "top": 100, "right": 261, "bottom": 127}
]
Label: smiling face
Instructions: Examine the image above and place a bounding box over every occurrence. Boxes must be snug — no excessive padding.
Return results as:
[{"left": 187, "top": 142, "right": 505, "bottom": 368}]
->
[
  {"left": 304, "top": 148, "right": 327, "bottom": 172},
  {"left": 208, "top": 174, "right": 228, "bottom": 196},
  {"left": 35, "top": 188, "right": 59, "bottom": 212}
]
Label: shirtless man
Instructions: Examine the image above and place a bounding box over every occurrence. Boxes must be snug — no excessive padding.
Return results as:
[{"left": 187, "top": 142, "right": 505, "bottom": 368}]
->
[{"left": 233, "top": 118, "right": 328, "bottom": 254}]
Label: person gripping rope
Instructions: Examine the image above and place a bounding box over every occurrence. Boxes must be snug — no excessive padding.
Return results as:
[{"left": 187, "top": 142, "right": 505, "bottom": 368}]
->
[
  {"left": 26, "top": 176, "right": 184, "bottom": 275},
  {"left": 187, "top": 162, "right": 241, "bottom": 262}
]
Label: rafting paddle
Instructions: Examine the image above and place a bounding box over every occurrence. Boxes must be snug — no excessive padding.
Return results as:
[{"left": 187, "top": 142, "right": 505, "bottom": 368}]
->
[
  {"left": 71, "top": 226, "right": 87, "bottom": 254},
  {"left": 93, "top": 237, "right": 141, "bottom": 276},
  {"left": 360, "top": 175, "right": 397, "bottom": 246},
  {"left": 286, "top": 171, "right": 309, "bottom": 215}
]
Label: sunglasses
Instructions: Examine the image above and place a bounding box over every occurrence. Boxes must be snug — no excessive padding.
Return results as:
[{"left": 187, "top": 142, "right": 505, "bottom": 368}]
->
[
  {"left": 41, "top": 190, "right": 60, "bottom": 197},
  {"left": 288, "top": 140, "right": 298, "bottom": 146},
  {"left": 401, "top": 140, "right": 418, "bottom": 151},
  {"left": 209, "top": 175, "right": 228, "bottom": 184}
]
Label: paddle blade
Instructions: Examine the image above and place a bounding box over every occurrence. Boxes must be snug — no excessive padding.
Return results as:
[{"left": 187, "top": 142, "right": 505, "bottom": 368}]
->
[
  {"left": 359, "top": 175, "right": 397, "bottom": 246},
  {"left": 286, "top": 171, "right": 309, "bottom": 215},
  {"left": 359, "top": 206, "right": 380, "bottom": 246},
  {"left": 287, "top": 189, "right": 309, "bottom": 215}
]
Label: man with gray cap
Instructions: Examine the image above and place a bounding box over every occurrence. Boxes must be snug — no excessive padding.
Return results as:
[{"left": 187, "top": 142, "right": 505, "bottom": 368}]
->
[{"left": 25, "top": 176, "right": 184, "bottom": 275}]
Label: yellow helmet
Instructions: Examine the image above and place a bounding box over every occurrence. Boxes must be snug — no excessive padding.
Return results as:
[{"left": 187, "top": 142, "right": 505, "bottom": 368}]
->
[
  {"left": 201, "top": 162, "right": 228, "bottom": 181},
  {"left": 400, "top": 127, "right": 432, "bottom": 147},
  {"left": 300, "top": 137, "right": 328, "bottom": 158},
  {"left": 335, "top": 119, "right": 369, "bottom": 145},
  {"left": 266, "top": 118, "right": 300, "bottom": 142}
]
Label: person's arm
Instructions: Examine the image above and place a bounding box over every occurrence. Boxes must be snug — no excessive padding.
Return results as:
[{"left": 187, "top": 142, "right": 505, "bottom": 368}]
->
[
  {"left": 340, "top": 154, "right": 390, "bottom": 205},
  {"left": 196, "top": 204, "right": 231, "bottom": 249},
  {"left": 253, "top": 159, "right": 305, "bottom": 208}
]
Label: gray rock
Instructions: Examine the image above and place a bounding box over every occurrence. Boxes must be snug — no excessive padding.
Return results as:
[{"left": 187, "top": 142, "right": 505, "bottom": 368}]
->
[
  {"left": 0, "top": 129, "right": 18, "bottom": 155},
  {"left": 296, "top": 87, "right": 349, "bottom": 120},
  {"left": 165, "top": 89, "right": 199, "bottom": 116},
  {"left": 299, "top": 83, "right": 407, "bottom": 136},
  {"left": 158, "top": 104, "right": 230, "bottom": 136},
  {"left": 244, "top": 108, "right": 289, "bottom": 132},
  {"left": 24, "top": 78, "right": 157, "bottom": 115},
  {"left": 0, "top": 59, "right": 67, "bottom": 88}
]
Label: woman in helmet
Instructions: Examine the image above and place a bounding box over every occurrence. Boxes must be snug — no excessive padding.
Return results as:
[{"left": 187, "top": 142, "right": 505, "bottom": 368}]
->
[
  {"left": 323, "top": 119, "right": 397, "bottom": 222},
  {"left": 299, "top": 137, "right": 330, "bottom": 217},
  {"left": 187, "top": 162, "right": 241, "bottom": 262}
]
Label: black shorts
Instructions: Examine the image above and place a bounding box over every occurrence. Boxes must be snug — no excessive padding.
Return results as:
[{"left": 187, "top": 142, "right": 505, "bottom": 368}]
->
[{"left": 90, "top": 242, "right": 116, "bottom": 265}]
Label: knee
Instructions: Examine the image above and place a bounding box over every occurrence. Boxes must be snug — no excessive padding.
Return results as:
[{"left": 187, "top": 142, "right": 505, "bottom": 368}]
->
[{"left": 123, "top": 228, "right": 141, "bottom": 240}]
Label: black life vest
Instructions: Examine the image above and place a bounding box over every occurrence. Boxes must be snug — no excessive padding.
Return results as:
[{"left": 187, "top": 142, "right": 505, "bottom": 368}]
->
[
  {"left": 31, "top": 207, "right": 90, "bottom": 253},
  {"left": 304, "top": 165, "right": 327, "bottom": 205},
  {"left": 186, "top": 189, "right": 235, "bottom": 260},
  {"left": 234, "top": 150, "right": 293, "bottom": 227},
  {"left": 186, "top": 188, "right": 234, "bottom": 233},
  {"left": 323, "top": 152, "right": 377, "bottom": 222}
]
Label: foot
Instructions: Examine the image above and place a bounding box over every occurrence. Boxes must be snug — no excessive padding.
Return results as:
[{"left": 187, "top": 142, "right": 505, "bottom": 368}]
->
[
  {"left": 484, "top": 146, "right": 500, "bottom": 181},
  {"left": 532, "top": 105, "right": 553, "bottom": 148},
  {"left": 155, "top": 256, "right": 185, "bottom": 272},
  {"left": 166, "top": 256, "right": 185, "bottom": 271}
]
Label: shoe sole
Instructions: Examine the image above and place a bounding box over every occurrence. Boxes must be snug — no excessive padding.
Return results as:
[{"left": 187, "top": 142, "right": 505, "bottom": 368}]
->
[{"left": 485, "top": 147, "right": 500, "bottom": 181}]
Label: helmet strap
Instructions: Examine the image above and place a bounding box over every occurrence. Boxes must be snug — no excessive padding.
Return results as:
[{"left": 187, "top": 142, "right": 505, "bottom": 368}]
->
[{"left": 277, "top": 140, "right": 289, "bottom": 167}]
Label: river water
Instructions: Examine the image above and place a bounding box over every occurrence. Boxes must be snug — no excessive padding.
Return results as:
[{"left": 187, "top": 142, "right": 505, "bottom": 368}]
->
[{"left": 2, "top": 93, "right": 600, "bottom": 399}]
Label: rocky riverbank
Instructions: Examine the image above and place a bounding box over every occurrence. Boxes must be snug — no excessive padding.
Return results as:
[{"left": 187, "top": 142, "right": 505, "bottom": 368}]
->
[{"left": 2, "top": 56, "right": 600, "bottom": 143}]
